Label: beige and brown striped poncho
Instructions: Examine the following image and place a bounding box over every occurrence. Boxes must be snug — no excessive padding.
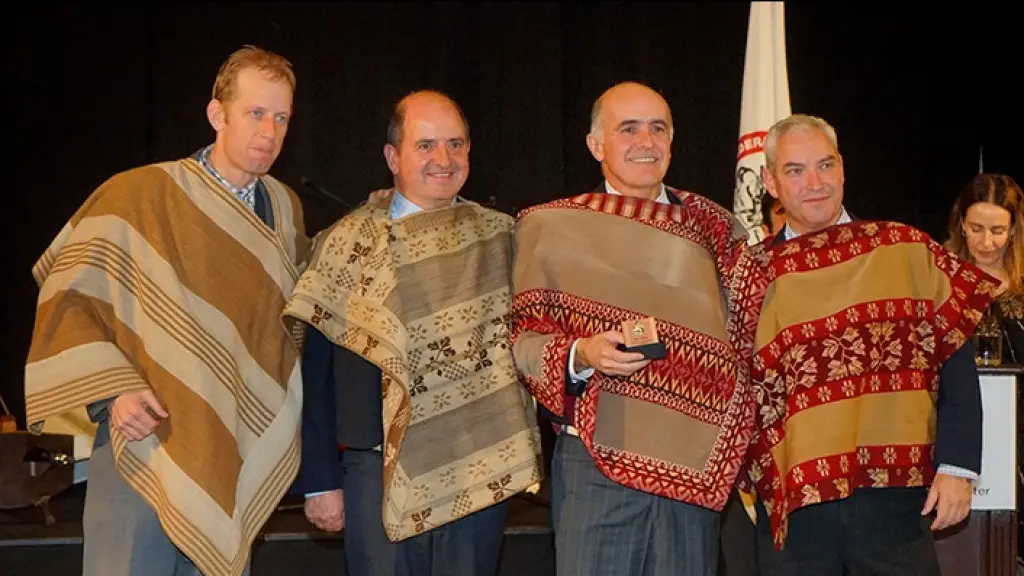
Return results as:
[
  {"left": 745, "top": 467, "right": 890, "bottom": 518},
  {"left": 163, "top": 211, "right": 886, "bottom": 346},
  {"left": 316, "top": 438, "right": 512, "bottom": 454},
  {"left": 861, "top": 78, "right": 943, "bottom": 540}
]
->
[
  {"left": 282, "top": 190, "right": 543, "bottom": 541},
  {"left": 24, "top": 157, "right": 309, "bottom": 576}
]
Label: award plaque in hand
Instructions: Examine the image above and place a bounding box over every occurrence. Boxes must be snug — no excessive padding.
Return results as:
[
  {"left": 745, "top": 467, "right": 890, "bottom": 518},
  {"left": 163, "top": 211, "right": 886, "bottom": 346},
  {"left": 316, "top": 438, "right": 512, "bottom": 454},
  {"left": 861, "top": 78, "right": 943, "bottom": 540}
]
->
[{"left": 619, "top": 317, "right": 666, "bottom": 360}]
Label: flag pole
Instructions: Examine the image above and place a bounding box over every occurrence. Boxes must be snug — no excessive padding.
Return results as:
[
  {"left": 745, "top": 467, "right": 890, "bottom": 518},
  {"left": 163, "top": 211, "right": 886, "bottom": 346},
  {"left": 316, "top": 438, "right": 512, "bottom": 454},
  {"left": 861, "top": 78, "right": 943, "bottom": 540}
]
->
[{"left": 733, "top": 1, "right": 791, "bottom": 244}]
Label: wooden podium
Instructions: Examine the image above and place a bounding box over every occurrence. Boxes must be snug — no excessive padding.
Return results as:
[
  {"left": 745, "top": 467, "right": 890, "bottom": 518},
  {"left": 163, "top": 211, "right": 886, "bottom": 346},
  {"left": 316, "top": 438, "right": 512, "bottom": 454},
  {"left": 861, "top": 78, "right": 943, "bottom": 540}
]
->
[{"left": 935, "top": 364, "right": 1022, "bottom": 575}]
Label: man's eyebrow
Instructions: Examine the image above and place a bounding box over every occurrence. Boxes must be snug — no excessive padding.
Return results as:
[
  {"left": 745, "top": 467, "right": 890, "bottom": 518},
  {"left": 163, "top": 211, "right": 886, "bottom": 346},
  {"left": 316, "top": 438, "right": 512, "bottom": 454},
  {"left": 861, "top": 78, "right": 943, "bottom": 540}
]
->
[{"left": 614, "top": 118, "right": 668, "bottom": 129}]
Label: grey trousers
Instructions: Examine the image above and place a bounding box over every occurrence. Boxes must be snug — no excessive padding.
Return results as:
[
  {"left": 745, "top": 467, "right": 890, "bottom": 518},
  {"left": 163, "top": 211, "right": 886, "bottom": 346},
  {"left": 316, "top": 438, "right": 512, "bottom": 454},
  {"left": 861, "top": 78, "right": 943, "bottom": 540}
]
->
[
  {"left": 550, "top": 434, "right": 719, "bottom": 576},
  {"left": 82, "top": 424, "right": 251, "bottom": 576}
]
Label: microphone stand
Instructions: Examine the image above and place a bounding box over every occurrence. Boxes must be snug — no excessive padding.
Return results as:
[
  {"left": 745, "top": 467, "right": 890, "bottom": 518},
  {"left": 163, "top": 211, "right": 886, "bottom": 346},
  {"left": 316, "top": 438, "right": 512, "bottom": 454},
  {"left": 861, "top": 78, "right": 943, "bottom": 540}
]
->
[{"left": 299, "top": 176, "right": 353, "bottom": 210}]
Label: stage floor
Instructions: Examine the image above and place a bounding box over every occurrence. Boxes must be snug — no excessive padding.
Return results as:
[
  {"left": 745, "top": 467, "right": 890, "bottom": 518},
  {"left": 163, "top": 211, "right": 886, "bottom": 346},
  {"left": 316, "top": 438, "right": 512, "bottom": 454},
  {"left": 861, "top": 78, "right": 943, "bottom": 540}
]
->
[
  {"left": 0, "top": 481, "right": 553, "bottom": 546},
  {"left": 0, "top": 482, "right": 556, "bottom": 575}
]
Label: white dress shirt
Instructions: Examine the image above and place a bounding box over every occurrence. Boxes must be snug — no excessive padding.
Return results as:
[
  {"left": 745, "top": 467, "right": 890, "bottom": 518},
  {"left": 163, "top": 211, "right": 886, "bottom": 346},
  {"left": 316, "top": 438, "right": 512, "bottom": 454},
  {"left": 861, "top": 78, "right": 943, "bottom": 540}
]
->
[{"left": 780, "top": 206, "right": 852, "bottom": 240}]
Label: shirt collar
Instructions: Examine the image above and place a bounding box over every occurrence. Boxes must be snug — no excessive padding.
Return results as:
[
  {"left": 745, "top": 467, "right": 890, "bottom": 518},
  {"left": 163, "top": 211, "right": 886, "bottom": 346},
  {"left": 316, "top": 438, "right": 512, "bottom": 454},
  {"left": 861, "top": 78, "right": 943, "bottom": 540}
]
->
[
  {"left": 604, "top": 180, "right": 669, "bottom": 204},
  {"left": 782, "top": 206, "right": 852, "bottom": 240},
  {"left": 390, "top": 189, "right": 459, "bottom": 220},
  {"left": 198, "top": 144, "right": 258, "bottom": 203}
]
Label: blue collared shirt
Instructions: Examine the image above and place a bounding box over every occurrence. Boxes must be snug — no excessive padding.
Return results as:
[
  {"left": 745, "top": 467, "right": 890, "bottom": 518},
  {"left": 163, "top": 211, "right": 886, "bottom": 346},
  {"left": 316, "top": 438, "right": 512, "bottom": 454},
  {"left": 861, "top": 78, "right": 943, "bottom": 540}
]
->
[{"left": 389, "top": 189, "right": 458, "bottom": 219}]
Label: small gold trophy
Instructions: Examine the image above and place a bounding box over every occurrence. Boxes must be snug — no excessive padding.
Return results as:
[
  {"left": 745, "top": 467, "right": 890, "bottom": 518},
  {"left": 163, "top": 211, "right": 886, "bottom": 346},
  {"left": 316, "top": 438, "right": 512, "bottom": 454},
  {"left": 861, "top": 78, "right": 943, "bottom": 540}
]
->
[{"left": 620, "top": 317, "right": 666, "bottom": 360}]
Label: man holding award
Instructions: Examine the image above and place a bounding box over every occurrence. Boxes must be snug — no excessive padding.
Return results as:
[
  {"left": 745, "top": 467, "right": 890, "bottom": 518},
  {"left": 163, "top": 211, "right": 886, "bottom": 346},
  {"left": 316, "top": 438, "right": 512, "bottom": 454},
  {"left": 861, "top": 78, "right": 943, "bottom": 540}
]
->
[{"left": 509, "top": 81, "right": 768, "bottom": 576}]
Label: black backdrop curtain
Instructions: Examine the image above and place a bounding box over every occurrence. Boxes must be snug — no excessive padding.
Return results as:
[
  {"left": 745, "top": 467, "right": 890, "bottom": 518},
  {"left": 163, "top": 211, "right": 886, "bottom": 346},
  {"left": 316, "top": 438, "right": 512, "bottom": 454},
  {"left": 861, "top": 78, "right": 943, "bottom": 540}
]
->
[{"left": 3, "top": 2, "right": 1019, "bottom": 425}]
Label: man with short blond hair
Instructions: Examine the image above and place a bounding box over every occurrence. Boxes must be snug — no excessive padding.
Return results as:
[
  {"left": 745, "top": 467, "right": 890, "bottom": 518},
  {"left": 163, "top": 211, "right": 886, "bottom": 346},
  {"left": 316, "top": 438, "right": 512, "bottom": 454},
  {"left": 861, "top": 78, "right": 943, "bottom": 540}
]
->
[{"left": 24, "top": 45, "right": 307, "bottom": 576}]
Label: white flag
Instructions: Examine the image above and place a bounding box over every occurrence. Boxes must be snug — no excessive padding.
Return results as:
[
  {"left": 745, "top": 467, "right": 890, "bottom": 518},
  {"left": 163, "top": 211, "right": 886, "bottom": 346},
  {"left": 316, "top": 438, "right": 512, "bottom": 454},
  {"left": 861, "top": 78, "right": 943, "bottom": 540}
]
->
[{"left": 733, "top": 1, "right": 792, "bottom": 243}]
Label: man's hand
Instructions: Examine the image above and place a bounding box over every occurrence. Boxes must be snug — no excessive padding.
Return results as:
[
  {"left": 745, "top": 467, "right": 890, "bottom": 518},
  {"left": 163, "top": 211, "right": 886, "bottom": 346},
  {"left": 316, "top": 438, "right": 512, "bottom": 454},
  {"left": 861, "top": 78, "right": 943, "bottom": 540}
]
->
[
  {"left": 576, "top": 330, "right": 650, "bottom": 377},
  {"left": 111, "top": 390, "right": 168, "bottom": 441},
  {"left": 922, "top": 473, "right": 973, "bottom": 531},
  {"left": 305, "top": 490, "right": 345, "bottom": 532}
]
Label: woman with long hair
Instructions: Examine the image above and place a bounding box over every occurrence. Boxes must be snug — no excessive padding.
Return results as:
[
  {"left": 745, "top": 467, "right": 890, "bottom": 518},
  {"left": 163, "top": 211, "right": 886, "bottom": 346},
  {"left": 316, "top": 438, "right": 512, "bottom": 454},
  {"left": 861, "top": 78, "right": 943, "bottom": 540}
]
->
[
  {"left": 945, "top": 172, "right": 1024, "bottom": 363},
  {"left": 946, "top": 172, "right": 1024, "bottom": 570}
]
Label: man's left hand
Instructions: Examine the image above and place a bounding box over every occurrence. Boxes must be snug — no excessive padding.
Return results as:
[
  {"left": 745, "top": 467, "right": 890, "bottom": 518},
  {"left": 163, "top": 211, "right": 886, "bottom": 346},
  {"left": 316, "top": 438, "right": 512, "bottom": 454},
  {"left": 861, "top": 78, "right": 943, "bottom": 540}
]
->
[{"left": 922, "top": 473, "right": 973, "bottom": 531}]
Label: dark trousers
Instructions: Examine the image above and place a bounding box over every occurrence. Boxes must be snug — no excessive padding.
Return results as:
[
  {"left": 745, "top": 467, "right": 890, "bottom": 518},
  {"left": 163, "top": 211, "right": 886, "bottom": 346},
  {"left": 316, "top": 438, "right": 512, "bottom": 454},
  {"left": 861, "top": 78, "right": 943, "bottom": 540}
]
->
[
  {"left": 341, "top": 448, "right": 508, "bottom": 576},
  {"left": 756, "top": 487, "right": 941, "bottom": 576},
  {"left": 719, "top": 489, "right": 759, "bottom": 576},
  {"left": 550, "top": 433, "right": 719, "bottom": 576}
]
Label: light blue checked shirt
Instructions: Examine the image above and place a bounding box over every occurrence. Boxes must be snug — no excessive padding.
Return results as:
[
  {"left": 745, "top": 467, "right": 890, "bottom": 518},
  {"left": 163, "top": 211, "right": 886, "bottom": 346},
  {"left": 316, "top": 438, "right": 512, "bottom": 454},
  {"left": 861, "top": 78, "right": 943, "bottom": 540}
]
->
[{"left": 198, "top": 144, "right": 258, "bottom": 212}]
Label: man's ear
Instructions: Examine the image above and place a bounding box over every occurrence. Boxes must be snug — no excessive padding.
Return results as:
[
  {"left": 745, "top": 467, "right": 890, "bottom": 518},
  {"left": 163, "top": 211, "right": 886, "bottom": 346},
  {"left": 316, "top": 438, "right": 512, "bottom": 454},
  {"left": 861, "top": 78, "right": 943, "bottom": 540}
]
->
[
  {"left": 586, "top": 133, "right": 604, "bottom": 162},
  {"left": 383, "top": 143, "right": 399, "bottom": 175},
  {"left": 207, "top": 99, "right": 226, "bottom": 132},
  {"left": 762, "top": 165, "right": 779, "bottom": 199}
]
